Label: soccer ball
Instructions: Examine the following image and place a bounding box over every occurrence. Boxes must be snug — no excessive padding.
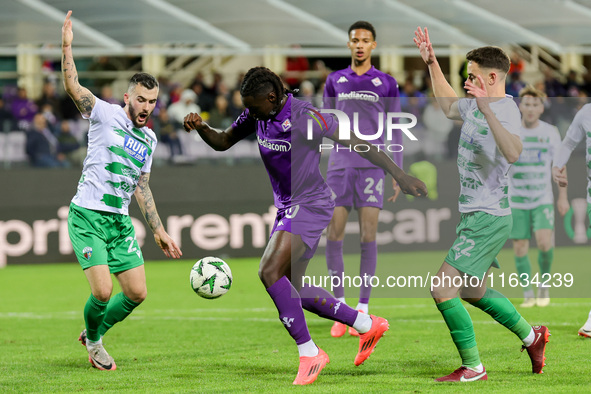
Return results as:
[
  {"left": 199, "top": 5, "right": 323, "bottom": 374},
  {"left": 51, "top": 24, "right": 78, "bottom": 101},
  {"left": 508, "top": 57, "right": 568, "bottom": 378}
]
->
[{"left": 190, "top": 257, "right": 233, "bottom": 299}]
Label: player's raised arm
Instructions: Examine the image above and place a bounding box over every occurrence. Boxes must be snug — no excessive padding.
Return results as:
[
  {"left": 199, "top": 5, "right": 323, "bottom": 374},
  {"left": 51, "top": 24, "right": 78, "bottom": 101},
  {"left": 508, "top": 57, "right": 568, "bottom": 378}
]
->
[
  {"left": 414, "top": 27, "right": 460, "bottom": 120},
  {"left": 183, "top": 112, "right": 254, "bottom": 151},
  {"left": 61, "top": 10, "right": 95, "bottom": 117},
  {"left": 328, "top": 130, "right": 427, "bottom": 197}
]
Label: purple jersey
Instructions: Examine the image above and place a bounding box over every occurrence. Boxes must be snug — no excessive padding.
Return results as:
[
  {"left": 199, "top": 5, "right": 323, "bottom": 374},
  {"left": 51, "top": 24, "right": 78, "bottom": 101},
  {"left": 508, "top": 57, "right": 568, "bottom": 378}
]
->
[
  {"left": 323, "top": 65, "right": 401, "bottom": 170},
  {"left": 232, "top": 94, "right": 337, "bottom": 209}
]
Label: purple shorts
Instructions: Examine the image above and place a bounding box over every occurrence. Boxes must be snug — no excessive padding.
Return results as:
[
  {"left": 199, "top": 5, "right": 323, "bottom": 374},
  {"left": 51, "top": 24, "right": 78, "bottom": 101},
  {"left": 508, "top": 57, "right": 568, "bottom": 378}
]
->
[
  {"left": 326, "top": 167, "right": 386, "bottom": 209},
  {"left": 270, "top": 203, "right": 334, "bottom": 260}
]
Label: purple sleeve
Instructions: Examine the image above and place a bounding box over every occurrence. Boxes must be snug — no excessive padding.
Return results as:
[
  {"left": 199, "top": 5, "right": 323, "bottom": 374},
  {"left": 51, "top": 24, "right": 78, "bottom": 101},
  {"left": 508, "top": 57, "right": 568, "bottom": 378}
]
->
[
  {"left": 231, "top": 108, "right": 256, "bottom": 134},
  {"left": 323, "top": 74, "right": 336, "bottom": 109},
  {"left": 388, "top": 77, "right": 403, "bottom": 168}
]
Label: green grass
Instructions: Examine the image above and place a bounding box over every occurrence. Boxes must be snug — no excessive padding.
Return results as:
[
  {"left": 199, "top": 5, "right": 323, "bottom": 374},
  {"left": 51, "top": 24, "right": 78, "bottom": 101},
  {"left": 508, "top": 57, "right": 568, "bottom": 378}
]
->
[{"left": 1, "top": 248, "right": 590, "bottom": 392}]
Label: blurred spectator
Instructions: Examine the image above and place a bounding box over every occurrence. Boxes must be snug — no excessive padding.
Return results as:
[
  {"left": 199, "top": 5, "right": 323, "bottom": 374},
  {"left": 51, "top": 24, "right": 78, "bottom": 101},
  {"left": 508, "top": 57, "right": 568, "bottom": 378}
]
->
[
  {"left": 11, "top": 87, "right": 38, "bottom": 131},
  {"left": 88, "top": 56, "right": 120, "bottom": 88},
  {"left": 167, "top": 89, "right": 201, "bottom": 126},
  {"left": 25, "top": 113, "right": 66, "bottom": 168},
  {"left": 509, "top": 51, "right": 525, "bottom": 75},
  {"left": 168, "top": 83, "right": 183, "bottom": 104},
  {"left": 285, "top": 45, "right": 309, "bottom": 89},
  {"left": 543, "top": 68, "right": 565, "bottom": 98},
  {"left": 298, "top": 80, "right": 316, "bottom": 105},
  {"left": 228, "top": 90, "right": 244, "bottom": 120},
  {"left": 153, "top": 107, "right": 183, "bottom": 162},
  {"left": 506, "top": 72, "right": 526, "bottom": 97},
  {"left": 40, "top": 103, "right": 59, "bottom": 134},
  {"left": 0, "top": 98, "right": 16, "bottom": 131},
  {"left": 208, "top": 95, "right": 233, "bottom": 130},
  {"left": 564, "top": 69, "right": 581, "bottom": 97},
  {"left": 57, "top": 119, "right": 84, "bottom": 166},
  {"left": 36, "top": 80, "right": 62, "bottom": 119},
  {"left": 399, "top": 77, "right": 427, "bottom": 114},
  {"left": 191, "top": 81, "right": 213, "bottom": 112},
  {"left": 100, "top": 85, "right": 122, "bottom": 106}
]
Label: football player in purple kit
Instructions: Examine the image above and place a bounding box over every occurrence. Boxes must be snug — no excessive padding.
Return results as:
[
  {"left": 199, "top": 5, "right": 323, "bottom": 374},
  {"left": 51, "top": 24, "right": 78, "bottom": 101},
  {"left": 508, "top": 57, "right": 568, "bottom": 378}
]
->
[
  {"left": 184, "top": 66, "right": 427, "bottom": 385},
  {"left": 323, "top": 21, "right": 402, "bottom": 338}
]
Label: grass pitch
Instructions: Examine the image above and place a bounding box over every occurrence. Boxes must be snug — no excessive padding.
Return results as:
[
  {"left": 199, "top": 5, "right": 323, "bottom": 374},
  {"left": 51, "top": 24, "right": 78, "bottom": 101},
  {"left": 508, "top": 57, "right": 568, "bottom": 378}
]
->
[{"left": 1, "top": 248, "right": 590, "bottom": 392}]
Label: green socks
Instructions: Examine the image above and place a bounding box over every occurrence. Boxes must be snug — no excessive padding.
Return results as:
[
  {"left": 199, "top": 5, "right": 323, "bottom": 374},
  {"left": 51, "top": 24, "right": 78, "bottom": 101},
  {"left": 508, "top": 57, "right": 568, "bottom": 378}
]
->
[
  {"left": 514, "top": 255, "right": 532, "bottom": 289},
  {"left": 471, "top": 288, "right": 532, "bottom": 341},
  {"left": 84, "top": 294, "right": 108, "bottom": 342},
  {"left": 538, "top": 248, "right": 553, "bottom": 276},
  {"left": 437, "top": 298, "right": 481, "bottom": 368},
  {"left": 99, "top": 292, "right": 141, "bottom": 337}
]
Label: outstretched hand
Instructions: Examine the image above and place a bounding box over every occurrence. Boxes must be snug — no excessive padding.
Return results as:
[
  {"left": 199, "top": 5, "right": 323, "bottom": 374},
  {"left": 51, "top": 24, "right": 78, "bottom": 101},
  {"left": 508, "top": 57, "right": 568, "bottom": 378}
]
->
[
  {"left": 62, "top": 10, "right": 73, "bottom": 47},
  {"left": 183, "top": 112, "right": 206, "bottom": 132},
  {"left": 552, "top": 166, "right": 568, "bottom": 187},
  {"left": 413, "top": 27, "right": 436, "bottom": 65},
  {"left": 398, "top": 174, "right": 428, "bottom": 197},
  {"left": 387, "top": 182, "right": 401, "bottom": 203},
  {"left": 154, "top": 232, "right": 183, "bottom": 259}
]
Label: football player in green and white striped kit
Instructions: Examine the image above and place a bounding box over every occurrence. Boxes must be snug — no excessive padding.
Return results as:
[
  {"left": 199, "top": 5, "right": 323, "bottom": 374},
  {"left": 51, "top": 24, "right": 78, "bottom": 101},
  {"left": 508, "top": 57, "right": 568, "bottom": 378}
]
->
[
  {"left": 509, "top": 86, "right": 569, "bottom": 308},
  {"left": 62, "top": 11, "right": 182, "bottom": 371},
  {"left": 415, "top": 27, "right": 549, "bottom": 382}
]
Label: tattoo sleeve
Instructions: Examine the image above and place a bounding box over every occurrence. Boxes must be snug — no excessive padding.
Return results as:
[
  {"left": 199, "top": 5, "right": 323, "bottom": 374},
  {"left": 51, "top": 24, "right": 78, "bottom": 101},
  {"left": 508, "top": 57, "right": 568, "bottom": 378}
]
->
[
  {"left": 61, "top": 45, "right": 95, "bottom": 117},
  {"left": 135, "top": 173, "right": 163, "bottom": 233}
]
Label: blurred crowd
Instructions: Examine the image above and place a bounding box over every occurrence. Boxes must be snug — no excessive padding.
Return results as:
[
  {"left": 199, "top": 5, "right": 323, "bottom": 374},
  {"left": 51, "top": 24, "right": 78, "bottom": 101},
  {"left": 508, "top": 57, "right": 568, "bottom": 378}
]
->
[{"left": 1, "top": 54, "right": 589, "bottom": 169}]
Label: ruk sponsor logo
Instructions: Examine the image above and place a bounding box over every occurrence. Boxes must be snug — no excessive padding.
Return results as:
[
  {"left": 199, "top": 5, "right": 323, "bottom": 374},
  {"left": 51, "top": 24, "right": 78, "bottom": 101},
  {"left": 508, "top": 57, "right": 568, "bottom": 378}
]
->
[{"left": 306, "top": 109, "right": 418, "bottom": 153}]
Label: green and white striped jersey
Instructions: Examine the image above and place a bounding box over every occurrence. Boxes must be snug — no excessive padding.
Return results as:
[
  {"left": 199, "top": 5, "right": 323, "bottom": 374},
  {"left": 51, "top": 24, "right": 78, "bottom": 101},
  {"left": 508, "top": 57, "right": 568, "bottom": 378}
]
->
[
  {"left": 457, "top": 96, "right": 521, "bottom": 216},
  {"left": 508, "top": 121, "right": 561, "bottom": 209},
  {"left": 71, "top": 97, "right": 156, "bottom": 215}
]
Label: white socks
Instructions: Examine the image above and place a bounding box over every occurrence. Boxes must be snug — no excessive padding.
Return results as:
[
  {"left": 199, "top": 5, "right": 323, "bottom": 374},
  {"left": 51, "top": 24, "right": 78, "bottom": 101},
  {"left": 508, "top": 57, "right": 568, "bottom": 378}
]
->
[
  {"left": 352, "top": 312, "right": 372, "bottom": 334},
  {"left": 297, "top": 340, "right": 319, "bottom": 357},
  {"left": 466, "top": 363, "right": 484, "bottom": 373},
  {"left": 522, "top": 328, "right": 535, "bottom": 347},
  {"left": 356, "top": 303, "right": 369, "bottom": 314}
]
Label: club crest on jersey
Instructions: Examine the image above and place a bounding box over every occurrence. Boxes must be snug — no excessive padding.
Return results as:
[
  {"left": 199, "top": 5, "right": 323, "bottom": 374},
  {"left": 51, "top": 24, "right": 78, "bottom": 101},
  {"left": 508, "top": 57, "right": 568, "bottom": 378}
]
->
[
  {"left": 82, "top": 246, "right": 93, "bottom": 260},
  {"left": 124, "top": 135, "right": 148, "bottom": 164},
  {"left": 282, "top": 119, "right": 292, "bottom": 131},
  {"left": 371, "top": 77, "right": 382, "bottom": 86}
]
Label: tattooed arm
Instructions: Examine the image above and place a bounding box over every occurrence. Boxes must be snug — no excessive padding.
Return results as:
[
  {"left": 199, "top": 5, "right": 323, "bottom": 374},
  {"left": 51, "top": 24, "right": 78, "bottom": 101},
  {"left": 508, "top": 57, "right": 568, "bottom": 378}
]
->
[
  {"left": 61, "top": 11, "right": 95, "bottom": 117},
  {"left": 135, "top": 172, "right": 183, "bottom": 259}
]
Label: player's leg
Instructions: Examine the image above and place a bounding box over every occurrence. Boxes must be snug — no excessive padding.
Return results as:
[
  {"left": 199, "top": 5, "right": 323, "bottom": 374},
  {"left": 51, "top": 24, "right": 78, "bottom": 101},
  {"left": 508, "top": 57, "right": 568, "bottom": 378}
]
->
[
  {"left": 68, "top": 204, "right": 116, "bottom": 370},
  {"left": 99, "top": 265, "right": 146, "bottom": 337},
  {"left": 513, "top": 239, "right": 535, "bottom": 306},
  {"left": 259, "top": 230, "right": 327, "bottom": 385},
  {"left": 356, "top": 206, "right": 380, "bottom": 313},
  {"left": 325, "top": 206, "right": 350, "bottom": 337},
  {"left": 431, "top": 262, "right": 485, "bottom": 381},
  {"left": 533, "top": 204, "right": 555, "bottom": 307},
  {"left": 510, "top": 208, "right": 534, "bottom": 306},
  {"left": 325, "top": 168, "right": 352, "bottom": 308},
  {"left": 462, "top": 271, "right": 548, "bottom": 374},
  {"left": 98, "top": 215, "right": 146, "bottom": 337},
  {"left": 325, "top": 206, "right": 349, "bottom": 302}
]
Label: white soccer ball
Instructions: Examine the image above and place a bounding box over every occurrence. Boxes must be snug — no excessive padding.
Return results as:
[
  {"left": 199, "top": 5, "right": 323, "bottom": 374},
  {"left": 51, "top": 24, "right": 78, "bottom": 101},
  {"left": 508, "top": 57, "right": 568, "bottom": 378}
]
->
[{"left": 190, "top": 257, "right": 233, "bottom": 299}]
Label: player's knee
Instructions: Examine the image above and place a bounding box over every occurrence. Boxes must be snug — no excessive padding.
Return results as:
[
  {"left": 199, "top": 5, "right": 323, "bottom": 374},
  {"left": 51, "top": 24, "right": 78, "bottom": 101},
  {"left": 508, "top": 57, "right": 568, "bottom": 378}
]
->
[
  {"left": 126, "top": 288, "right": 147, "bottom": 304},
  {"left": 360, "top": 233, "right": 377, "bottom": 243},
  {"left": 258, "top": 263, "right": 279, "bottom": 288},
  {"left": 538, "top": 240, "right": 552, "bottom": 252},
  {"left": 93, "top": 288, "right": 112, "bottom": 303}
]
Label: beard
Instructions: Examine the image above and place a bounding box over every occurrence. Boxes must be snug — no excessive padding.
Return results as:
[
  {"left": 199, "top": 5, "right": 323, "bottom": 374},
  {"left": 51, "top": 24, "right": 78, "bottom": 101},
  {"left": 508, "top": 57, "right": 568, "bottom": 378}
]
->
[{"left": 128, "top": 105, "right": 151, "bottom": 128}]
